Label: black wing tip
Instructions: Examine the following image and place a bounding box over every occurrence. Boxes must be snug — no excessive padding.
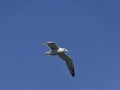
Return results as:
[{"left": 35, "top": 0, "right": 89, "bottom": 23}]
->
[
  {"left": 71, "top": 69, "right": 75, "bottom": 77},
  {"left": 37, "top": 41, "right": 55, "bottom": 45},
  {"left": 71, "top": 72, "right": 75, "bottom": 77}
]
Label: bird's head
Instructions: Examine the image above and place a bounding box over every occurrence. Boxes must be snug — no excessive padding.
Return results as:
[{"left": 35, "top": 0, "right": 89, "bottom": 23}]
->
[{"left": 64, "top": 48, "right": 69, "bottom": 52}]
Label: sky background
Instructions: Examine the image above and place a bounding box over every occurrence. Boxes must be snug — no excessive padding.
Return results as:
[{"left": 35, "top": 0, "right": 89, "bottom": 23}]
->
[{"left": 0, "top": 0, "right": 120, "bottom": 90}]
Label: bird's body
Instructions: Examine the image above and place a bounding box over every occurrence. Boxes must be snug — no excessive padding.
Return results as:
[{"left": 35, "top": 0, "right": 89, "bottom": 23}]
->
[
  {"left": 45, "top": 48, "right": 68, "bottom": 55},
  {"left": 40, "top": 41, "right": 75, "bottom": 77}
]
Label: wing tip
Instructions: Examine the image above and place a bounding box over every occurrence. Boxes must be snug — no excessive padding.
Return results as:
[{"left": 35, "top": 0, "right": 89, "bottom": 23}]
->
[
  {"left": 37, "top": 41, "right": 55, "bottom": 45},
  {"left": 71, "top": 71, "right": 75, "bottom": 77},
  {"left": 46, "top": 41, "right": 55, "bottom": 43},
  {"left": 37, "top": 42, "right": 46, "bottom": 45},
  {"left": 72, "top": 74, "right": 75, "bottom": 77}
]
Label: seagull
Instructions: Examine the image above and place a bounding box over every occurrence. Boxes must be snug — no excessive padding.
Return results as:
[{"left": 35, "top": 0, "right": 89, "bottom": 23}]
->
[{"left": 40, "top": 41, "right": 75, "bottom": 77}]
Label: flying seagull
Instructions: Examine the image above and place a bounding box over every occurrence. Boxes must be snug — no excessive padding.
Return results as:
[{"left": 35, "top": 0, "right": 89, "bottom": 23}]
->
[{"left": 40, "top": 41, "right": 75, "bottom": 77}]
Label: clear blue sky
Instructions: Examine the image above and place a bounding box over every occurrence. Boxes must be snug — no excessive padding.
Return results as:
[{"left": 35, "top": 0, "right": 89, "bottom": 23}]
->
[{"left": 0, "top": 0, "right": 120, "bottom": 90}]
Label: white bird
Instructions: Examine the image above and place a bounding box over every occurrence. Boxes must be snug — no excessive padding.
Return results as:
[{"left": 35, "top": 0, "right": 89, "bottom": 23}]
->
[{"left": 40, "top": 41, "right": 75, "bottom": 77}]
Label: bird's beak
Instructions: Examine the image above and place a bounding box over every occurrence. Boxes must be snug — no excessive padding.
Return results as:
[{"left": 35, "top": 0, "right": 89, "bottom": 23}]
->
[{"left": 65, "top": 49, "right": 69, "bottom": 52}]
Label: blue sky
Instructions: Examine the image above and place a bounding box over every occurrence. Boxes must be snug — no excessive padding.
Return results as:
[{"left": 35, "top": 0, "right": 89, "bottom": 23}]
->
[{"left": 0, "top": 0, "right": 120, "bottom": 90}]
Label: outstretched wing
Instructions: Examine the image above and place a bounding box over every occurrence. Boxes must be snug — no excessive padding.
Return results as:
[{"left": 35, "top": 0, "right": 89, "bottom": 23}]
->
[
  {"left": 41, "top": 41, "right": 59, "bottom": 50},
  {"left": 58, "top": 53, "right": 75, "bottom": 77}
]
